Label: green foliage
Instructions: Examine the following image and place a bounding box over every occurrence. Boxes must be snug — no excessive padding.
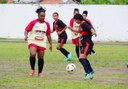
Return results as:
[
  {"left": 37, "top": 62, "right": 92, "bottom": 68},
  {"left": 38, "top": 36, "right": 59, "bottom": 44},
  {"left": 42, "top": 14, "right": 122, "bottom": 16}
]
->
[
  {"left": 0, "top": 0, "right": 7, "bottom": 3},
  {"left": 79, "top": 0, "right": 128, "bottom": 4}
]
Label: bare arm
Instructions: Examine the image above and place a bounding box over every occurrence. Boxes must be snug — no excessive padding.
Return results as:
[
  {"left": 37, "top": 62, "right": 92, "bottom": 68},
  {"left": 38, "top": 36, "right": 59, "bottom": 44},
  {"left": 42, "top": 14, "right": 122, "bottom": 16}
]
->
[
  {"left": 57, "top": 26, "right": 67, "bottom": 35},
  {"left": 51, "top": 29, "right": 55, "bottom": 33},
  {"left": 68, "top": 26, "right": 80, "bottom": 33},
  {"left": 91, "top": 28, "right": 97, "bottom": 37},
  {"left": 24, "top": 30, "right": 28, "bottom": 41},
  {"left": 47, "top": 34, "right": 52, "bottom": 51}
]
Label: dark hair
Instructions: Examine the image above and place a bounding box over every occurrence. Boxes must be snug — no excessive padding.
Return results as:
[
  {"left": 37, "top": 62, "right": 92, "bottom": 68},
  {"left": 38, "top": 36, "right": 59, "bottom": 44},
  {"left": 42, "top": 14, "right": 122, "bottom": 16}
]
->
[
  {"left": 74, "top": 14, "right": 83, "bottom": 21},
  {"left": 74, "top": 8, "right": 79, "bottom": 13},
  {"left": 83, "top": 10, "right": 88, "bottom": 16},
  {"left": 53, "top": 12, "right": 59, "bottom": 16},
  {"left": 36, "top": 7, "right": 46, "bottom": 14}
]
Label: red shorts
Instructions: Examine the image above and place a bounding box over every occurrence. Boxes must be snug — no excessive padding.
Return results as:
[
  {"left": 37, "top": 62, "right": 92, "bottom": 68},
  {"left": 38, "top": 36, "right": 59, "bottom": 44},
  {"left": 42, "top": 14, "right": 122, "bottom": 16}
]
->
[
  {"left": 28, "top": 43, "right": 46, "bottom": 51},
  {"left": 72, "top": 37, "right": 80, "bottom": 45}
]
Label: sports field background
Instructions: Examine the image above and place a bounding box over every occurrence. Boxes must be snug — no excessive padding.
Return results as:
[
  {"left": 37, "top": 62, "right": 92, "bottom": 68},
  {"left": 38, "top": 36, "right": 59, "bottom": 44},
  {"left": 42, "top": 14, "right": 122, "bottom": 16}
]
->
[{"left": 0, "top": 41, "right": 128, "bottom": 89}]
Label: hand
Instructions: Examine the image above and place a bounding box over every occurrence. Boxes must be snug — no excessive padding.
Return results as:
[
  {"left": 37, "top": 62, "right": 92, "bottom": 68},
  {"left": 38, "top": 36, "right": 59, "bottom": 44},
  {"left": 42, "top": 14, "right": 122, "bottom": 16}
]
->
[
  {"left": 79, "top": 41, "right": 82, "bottom": 46},
  {"left": 49, "top": 45, "right": 52, "bottom": 52},
  {"left": 74, "top": 32, "right": 78, "bottom": 35},
  {"left": 24, "top": 36, "right": 28, "bottom": 41},
  {"left": 57, "top": 31, "right": 61, "bottom": 35},
  {"left": 67, "top": 26, "right": 72, "bottom": 30},
  {"left": 95, "top": 33, "right": 97, "bottom": 37}
]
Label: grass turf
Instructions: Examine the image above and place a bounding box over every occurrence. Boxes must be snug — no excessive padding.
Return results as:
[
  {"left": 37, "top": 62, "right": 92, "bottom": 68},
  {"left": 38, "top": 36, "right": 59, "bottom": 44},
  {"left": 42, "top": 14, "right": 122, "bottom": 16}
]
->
[{"left": 0, "top": 42, "right": 128, "bottom": 89}]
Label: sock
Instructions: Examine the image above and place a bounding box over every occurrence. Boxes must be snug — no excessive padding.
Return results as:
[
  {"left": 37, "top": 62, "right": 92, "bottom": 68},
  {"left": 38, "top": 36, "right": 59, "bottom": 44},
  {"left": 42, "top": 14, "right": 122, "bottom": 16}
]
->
[
  {"left": 38, "top": 58, "right": 44, "bottom": 73},
  {"left": 84, "top": 58, "right": 93, "bottom": 72},
  {"left": 59, "top": 48, "right": 69, "bottom": 57},
  {"left": 29, "top": 56, "right": 36, "bottom": 70},
  {"left": 79, "top": 58, "right": 90, "bottom": 74},
  {"left": 75, "top": 46, "right": 79, "bottom": 58}
]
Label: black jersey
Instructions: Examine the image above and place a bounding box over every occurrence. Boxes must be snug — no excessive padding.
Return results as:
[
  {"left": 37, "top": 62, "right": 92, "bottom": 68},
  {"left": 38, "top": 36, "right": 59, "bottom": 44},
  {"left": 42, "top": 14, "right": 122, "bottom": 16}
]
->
[
  {"left": 80, "top": 21, "right": 92, "bottom": 43},
  {"left": 53, "top": 19, "right": 67, "bottom": 38}
]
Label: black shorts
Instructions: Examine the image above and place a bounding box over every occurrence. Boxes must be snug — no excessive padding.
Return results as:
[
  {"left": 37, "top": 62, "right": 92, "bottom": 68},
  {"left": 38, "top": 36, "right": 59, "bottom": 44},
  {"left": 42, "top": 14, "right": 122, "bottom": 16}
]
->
[
  {"left": 80, "top": 41, "right": 93, "bottom": 55},
  {"left": 58, "top": 37, "right": 67, "bottom": 44}
]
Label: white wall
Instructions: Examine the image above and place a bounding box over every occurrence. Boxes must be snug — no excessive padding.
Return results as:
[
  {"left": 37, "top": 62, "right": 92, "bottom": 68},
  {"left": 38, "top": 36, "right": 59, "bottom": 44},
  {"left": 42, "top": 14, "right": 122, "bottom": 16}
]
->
[{"left": 0, "top": 4, "right": 128, "bottom": 42}]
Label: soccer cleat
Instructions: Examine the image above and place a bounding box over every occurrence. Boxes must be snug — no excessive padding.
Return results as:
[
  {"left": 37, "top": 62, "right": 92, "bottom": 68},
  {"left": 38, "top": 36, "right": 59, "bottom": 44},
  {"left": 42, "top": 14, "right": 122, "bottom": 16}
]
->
[
  {"left": 29, "top": 69, "right": 35, "bottom": 76},
  {"left": 38, "top": 73, "right": 44, "bottom": 77},
  {"left": 64, "top": 53, "right": 72, "bottom": 62},
  {"left": 90, "top": 69, "right": 95, "bottom": 75},
  {"left": 67, "top": 52, "right": 72, "bottom": 61},
  {"left": 84, "top": 73, "right": 92, "bottom": 80}
]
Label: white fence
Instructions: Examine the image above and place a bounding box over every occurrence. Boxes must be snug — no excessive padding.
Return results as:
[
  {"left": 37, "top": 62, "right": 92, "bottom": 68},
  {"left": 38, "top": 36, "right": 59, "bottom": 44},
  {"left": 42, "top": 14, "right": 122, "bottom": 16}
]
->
[{"left": 0, "top": 4, "right": 128, "bottom": 42}]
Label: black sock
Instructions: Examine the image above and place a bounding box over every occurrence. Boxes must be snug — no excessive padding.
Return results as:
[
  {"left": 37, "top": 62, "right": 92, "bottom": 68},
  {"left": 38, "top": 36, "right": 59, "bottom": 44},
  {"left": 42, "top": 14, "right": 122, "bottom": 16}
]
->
[
  {"left": 38, "top": 58, "right": 44, "bottom": 73},
  {"left": 59, "top": 48, "right": 69, "bottom": 57},
  {"left": 75, "top": 46, "right": 79, "bottom": 58},
  {"left": 29, "top": 56, "right": 36, "bottom": 70},
  {"left": 84, "top": 58, "right": 93, "bottom": 72},
  {"left": 79, "top": 58, "right": 90, "bottom": 74}
]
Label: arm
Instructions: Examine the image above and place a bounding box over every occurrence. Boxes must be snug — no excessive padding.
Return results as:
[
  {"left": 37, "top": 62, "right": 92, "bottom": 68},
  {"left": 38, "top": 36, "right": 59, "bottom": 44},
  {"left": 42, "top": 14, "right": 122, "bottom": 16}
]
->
[
  {"left": 24, "top": 30, "right": 28, "bottom": 41},
  {"left": 57, "top": 26, "right": 67, "bottom": 35},
  {"left": 24, "top": 20, "right": 36, "bottom": 41},
  {"left": 90, "top": 28, "right": 97, "bottom": 37},
  {"left": 68, "top": 26, "right": 80, "bottom": 33},
  {"left": 51, "top": 29, "right": 55, "bottom": 33},
  {"left": 46, "top": 22, "right": 52, "bottom": 51},
  {"left": 47, "top": 34, "right": 52, "bottom": 51},
  {"left": 51, "top": 22, "right": 56, "bottom": 33}
]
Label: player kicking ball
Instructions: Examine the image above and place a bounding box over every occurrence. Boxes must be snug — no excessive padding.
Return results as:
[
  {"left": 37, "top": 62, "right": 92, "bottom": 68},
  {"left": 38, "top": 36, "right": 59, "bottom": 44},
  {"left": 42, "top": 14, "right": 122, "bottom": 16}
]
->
[{"left": 68, "top": 14, "right": 96, "bottom": 80}]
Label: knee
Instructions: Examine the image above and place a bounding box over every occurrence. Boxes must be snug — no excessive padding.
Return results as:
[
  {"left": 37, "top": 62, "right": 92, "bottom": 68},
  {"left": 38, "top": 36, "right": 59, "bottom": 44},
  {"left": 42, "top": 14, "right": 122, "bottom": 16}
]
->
[
  {"left": 79, "top": 54, "right": 86, "bottom": 59},
  {"left": 30, "top": 53, "right": 36, "bottom": 57},
  {"left": 56, "top": 46, "right": 61, "bottom": 50}
]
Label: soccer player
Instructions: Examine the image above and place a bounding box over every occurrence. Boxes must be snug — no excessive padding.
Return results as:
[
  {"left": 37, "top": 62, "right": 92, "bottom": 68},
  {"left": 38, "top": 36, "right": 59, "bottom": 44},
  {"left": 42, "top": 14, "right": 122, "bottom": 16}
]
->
[
  {"left": 82, "top": 10, "right": 96, "bottom": 56},
  {"left": 52, "top": 12, "right": 72, "bottom": 61},
  {"left": 24, "top": 7, "right": 52, "bottom": 77},
  {"left": 69, "top": 14, "right": 96, "bottom": 80},
  {"left": 69, "top": 8, "right": 80, "bottom": 59}
]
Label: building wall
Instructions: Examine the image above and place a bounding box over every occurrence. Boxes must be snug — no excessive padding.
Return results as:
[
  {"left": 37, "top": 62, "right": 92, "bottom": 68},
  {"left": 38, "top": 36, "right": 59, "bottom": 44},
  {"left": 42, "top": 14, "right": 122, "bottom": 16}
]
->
[{"left": 0, "top": 4, "right": 128, "bottom": 42}]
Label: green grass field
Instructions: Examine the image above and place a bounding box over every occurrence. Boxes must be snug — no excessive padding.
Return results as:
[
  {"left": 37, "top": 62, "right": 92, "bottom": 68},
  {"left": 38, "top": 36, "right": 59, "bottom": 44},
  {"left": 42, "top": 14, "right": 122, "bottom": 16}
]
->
[{"left": 0, "top": 42, "right": 128, "bottom": 89}]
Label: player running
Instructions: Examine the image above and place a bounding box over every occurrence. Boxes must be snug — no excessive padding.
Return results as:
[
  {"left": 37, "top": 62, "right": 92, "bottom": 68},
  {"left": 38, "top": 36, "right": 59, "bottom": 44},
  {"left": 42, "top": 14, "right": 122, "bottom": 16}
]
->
[
  {"left": 69, "top": 8, "right": 81, "bottom": 59},
  {"left": 68, "top": 14, "right": 96, "bottom": 80},
  {"left": 52, "top": 12, "right": 72, "bottom": 61},
  {"left": 24, "top": 7, "right": 52, "bottom": 77},
  {"left": 82, "top": 10, "right": 96, "bottom": 56}
]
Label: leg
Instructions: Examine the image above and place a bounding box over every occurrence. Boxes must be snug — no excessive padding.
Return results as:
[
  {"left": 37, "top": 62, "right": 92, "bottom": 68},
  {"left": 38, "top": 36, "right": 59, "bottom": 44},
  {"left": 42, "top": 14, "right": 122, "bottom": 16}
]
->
[
  {"left": 29, "top": 46, "right": 37, "bottom": 76},
  {"left": 79, "top": 54, "right": 93, "bottom": 80},
  {"left": 75, "top": 45, "right": 79, "bottom": 58},
  {"left": 79, "top": 54, "right": 90, "bottom": 74},
  {"left": 37, "top": 50, "right": 45, "bottom": 77},
  {"left": 57, "top": 42, "right": 69, "bottom": 58},
  {"left": 79, "top": 42, "right": 94, "bottom": 80}
]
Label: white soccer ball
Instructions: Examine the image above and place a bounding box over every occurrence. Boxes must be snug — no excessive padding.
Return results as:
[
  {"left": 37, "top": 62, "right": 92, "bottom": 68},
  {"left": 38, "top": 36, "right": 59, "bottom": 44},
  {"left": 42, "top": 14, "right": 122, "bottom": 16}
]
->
[{"left": 66, "top": 63, "right": 76, "bottom": 73}]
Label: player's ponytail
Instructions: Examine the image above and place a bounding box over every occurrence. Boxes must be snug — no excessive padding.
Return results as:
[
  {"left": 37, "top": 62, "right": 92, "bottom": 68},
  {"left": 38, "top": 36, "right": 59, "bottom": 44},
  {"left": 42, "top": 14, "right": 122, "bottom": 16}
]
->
[{"left": 36, "top": 7, "right": 46, "bottom": 14}]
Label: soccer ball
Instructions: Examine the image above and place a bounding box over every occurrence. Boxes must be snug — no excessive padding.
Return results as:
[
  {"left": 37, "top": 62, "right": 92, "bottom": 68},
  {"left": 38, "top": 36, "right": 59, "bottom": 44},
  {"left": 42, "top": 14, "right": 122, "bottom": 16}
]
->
[{"left": 66, "top": 63, "right": 76, "bottom": 73}]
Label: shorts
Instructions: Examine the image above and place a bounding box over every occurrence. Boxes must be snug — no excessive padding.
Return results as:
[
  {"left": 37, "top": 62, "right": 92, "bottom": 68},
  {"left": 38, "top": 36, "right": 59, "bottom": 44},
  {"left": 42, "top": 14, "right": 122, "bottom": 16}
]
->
[
  {"left": 28, "top": 43, "right": 46, "bottom": 51},
  {"left": 72, "top": 37, "right": 80, "bottom": 45},
  {"left": 80, "top": 41, "right": 93, "bottom": 55},
  {"left": 58, "top": 37, "right": 67, "bottom": 44}
]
